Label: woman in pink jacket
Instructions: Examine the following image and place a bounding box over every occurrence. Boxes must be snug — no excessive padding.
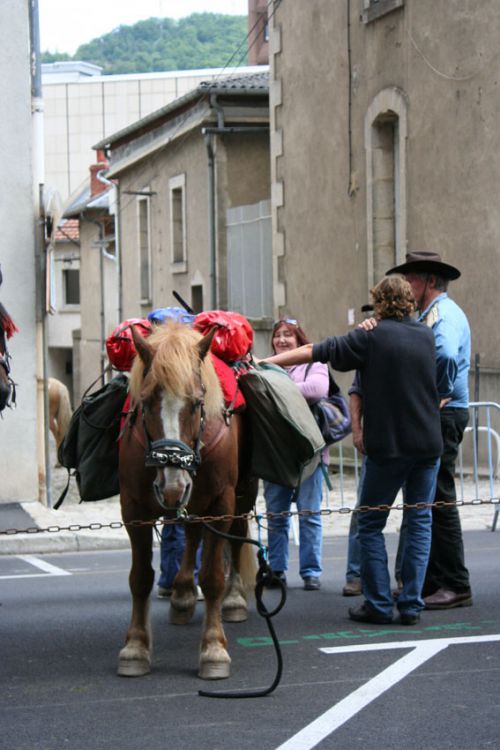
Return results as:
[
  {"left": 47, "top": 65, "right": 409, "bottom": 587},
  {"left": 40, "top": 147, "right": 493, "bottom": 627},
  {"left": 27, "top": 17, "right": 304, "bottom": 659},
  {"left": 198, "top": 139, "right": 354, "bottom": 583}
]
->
[{"left": 264, "top": 318, "right": 329, "bottom": 591}]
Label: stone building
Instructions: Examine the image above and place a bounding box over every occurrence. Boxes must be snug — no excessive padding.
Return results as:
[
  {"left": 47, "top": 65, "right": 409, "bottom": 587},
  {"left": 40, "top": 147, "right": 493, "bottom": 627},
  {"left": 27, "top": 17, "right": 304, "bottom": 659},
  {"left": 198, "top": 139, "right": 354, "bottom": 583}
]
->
[
  {"left": 94, "top": 71, "right": 272, "bottom": 356},
  {"left": 268, "top": 0, "right": 500, "bottom": 403}
]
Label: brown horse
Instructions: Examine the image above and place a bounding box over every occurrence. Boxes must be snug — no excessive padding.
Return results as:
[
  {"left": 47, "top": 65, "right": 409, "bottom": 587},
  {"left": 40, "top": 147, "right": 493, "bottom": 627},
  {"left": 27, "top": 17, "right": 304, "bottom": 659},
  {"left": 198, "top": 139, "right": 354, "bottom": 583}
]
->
[
  {"left": 118, "top": 321, "right": 257, "bottom": 680},
  {"left": 48, "top": 377, "right": 72, "bottom": 451}
]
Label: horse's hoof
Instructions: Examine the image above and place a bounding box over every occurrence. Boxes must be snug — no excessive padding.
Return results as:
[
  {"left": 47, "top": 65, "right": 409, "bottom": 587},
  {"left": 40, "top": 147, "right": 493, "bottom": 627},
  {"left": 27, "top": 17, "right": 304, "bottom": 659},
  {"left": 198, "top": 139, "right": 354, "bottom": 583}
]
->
[
  {"left": 222, "top": 591, "right": 248, "bottom": 622},
  {"left": 169, "top": 603, "right": 196, "bottom": 625},
  {"left": 199, "top": 660, "right": 231, "bottom": 680},
  {"left": 169, "top": 590, "right": 197, "bottom": 625},
  {"left": 222, "top": 605, "right": 248, "bottom": 623},
  {"left": 199, "top": 645, "right": 231, "bottom": 680},
  {"left": 117, "top": 645, "right": 151, "bottom": 677}
]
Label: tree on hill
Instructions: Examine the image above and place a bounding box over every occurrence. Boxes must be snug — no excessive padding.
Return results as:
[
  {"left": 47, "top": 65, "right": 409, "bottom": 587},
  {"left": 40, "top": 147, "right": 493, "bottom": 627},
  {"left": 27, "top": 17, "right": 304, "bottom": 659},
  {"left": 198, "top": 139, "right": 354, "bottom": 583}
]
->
[{"left": 41, "top": 13, "right": 248, "bottom": 74}]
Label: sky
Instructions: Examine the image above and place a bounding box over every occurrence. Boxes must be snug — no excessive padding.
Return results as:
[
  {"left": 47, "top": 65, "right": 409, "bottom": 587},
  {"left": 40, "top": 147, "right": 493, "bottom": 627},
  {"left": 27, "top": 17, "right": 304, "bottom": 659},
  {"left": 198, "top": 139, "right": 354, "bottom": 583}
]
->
[{"left": 39, "top": 0, "right": 249, "bottom": 54}]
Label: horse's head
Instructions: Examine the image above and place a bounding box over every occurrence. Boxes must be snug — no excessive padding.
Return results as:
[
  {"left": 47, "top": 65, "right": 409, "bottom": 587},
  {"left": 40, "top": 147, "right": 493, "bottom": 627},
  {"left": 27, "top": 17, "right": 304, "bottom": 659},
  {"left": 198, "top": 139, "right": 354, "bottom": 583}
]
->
[{"left": 129, "top": 322, "right": 221, "bottom": 512}]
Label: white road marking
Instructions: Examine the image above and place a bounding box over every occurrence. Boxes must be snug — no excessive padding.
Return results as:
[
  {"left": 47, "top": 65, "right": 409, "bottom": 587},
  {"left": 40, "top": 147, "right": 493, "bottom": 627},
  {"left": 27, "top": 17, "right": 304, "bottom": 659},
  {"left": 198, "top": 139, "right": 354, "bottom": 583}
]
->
[
  {"left": 0, "top": 555, "right": 72, "bottom": 579},
  {"left": 275, "top": 634, "right": 500, "bottom": 750}
]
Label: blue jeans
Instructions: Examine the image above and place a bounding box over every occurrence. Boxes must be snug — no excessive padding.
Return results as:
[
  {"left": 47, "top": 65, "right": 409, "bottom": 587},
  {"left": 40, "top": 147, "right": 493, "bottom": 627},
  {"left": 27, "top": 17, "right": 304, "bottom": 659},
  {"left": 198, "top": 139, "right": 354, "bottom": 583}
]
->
[
  {"left": 345, "top": 459, "right": 366, "bottom": 582},
  {"left": 264, "top": 464, "right": 324, "bottom": 579},
  {"left": 158, "top": 523, "right": 201, "bottom": 589},
  {"left": 358, "top": 455, "right": 439, "bottom": 617}
]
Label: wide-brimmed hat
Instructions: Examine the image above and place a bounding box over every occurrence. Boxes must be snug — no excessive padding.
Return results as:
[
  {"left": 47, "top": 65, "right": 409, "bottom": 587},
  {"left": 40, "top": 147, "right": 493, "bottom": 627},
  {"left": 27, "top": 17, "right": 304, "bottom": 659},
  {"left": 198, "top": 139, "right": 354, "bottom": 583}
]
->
[{"left": 386, "top": 251, "right": 460, "bottom": 280}]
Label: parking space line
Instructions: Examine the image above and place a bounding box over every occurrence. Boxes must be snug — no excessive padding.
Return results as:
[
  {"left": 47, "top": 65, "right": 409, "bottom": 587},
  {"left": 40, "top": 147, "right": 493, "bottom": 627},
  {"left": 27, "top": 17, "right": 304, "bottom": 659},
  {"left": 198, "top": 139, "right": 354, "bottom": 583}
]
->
[
  {"left": 275, "top": 634, "right": 500, "bottom": 750},
  {"left": 0, "top": 555, "right": 72, "bottom": 579}
]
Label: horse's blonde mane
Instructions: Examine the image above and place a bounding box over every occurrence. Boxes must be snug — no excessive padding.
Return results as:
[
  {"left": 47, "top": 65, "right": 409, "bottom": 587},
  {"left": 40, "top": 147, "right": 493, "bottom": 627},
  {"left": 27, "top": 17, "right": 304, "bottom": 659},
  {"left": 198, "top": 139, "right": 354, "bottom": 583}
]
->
[{"left": 129, "top": 321, "right": 223, "bottom": 418}]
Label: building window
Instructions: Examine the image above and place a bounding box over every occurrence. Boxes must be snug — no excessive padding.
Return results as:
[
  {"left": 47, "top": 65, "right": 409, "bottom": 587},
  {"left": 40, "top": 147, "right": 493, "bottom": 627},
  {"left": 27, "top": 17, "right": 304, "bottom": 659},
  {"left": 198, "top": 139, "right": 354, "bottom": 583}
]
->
[
  {"left": 226, "top": 199, "right": 273, "bottom": 319},
  {"left": 169, "top": 173, "right": 187, "bottom": 272},
  {"left": 363, "top": 0, "right": 404, "bottom": 23},
  {"left": 63, "top": 268, "right": 80, "bottom": 305},
  {"left": 137, "top": 194, "right": 151, "bottom": 302},
  {"left": 365, "top": 88, "right": 408, "bottom": 289},
  {"left": 191, "top": 284, "right": 203, "bottom": 314},
  {"left": 372, "top": 116, "right": 398, "bottom": 282}
]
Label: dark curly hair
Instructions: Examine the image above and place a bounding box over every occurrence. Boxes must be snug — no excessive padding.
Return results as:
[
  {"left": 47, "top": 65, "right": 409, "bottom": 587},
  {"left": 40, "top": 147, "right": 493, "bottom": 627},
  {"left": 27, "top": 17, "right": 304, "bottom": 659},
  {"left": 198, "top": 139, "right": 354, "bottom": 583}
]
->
[{"left": 371, "top": 276, "right": 416, "bottom": 321}]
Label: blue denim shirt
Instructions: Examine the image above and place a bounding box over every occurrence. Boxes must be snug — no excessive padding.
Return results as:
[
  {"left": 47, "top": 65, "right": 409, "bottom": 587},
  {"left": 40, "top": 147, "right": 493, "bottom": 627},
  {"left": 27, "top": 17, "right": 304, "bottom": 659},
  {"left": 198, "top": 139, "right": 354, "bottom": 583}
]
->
[{"left": 418, "top": 293, "right": 470, "bottom": 408}]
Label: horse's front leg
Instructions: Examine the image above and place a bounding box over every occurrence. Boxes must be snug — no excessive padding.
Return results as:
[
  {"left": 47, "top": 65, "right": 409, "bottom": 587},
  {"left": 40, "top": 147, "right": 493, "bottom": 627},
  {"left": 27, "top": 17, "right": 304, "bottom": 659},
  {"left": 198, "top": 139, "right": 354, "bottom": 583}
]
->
[
  {"left": 198, "top": 531, "right": 231, "bottom": 680},
  {"left": 118, "top": 517, "right": 155, "bottom": 677},
  {"left": 169, "top": 521, "right": 201, "bottom": 625}
]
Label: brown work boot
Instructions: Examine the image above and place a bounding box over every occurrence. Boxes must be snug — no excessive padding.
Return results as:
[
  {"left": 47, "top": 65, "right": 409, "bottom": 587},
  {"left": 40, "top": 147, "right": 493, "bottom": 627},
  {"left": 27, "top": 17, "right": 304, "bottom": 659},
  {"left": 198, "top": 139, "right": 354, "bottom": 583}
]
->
[
  {"left": 424, "top": 588, "right": 473, "bottom": 609},
  {"left": 342, "top": 579, "right": 362, "bottom": 597}
]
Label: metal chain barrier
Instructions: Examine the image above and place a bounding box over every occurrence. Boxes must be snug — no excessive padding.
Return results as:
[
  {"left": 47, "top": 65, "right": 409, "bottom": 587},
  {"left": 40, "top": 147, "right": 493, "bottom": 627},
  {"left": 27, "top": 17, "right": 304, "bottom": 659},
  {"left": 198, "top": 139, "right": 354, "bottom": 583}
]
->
[{"left": 1, "top": 496, "right": 500, "bottom": 536}]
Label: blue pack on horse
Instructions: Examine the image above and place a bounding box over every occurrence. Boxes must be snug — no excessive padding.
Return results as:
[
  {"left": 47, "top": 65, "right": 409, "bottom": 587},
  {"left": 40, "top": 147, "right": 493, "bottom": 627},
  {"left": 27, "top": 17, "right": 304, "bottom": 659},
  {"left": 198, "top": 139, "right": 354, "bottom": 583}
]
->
[{"left": 118, "top": 321, "right": 258, "bottom": 680}]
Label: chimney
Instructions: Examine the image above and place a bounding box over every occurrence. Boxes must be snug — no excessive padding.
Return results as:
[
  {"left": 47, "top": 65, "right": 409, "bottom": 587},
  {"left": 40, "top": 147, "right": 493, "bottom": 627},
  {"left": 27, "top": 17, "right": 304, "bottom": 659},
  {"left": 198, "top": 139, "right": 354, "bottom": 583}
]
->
[{"left": 90, "top": 150, "right": 109, "bottom": 196}]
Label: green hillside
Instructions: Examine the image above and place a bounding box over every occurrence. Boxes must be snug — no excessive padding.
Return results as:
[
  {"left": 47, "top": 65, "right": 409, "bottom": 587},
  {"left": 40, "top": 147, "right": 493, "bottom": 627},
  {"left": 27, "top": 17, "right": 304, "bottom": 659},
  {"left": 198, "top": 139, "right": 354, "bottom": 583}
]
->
[{"left": 41, "top": 13, "right": 248, "bottom": 74}]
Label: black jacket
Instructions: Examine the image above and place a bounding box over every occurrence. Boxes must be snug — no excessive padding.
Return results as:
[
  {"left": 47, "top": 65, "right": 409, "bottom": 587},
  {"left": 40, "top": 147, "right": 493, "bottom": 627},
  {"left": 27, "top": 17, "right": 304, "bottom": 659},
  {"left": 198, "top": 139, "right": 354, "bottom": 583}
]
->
[{"left": 312, "top": 317, "right": 443, "bottom": 459}]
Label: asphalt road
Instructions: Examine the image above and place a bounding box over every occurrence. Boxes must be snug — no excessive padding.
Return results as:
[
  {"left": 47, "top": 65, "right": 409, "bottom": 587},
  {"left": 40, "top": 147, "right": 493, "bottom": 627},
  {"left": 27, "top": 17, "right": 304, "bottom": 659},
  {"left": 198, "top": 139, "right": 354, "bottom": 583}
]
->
[{"left": 1, "top": 531, "right": 500, "bottom": 750}]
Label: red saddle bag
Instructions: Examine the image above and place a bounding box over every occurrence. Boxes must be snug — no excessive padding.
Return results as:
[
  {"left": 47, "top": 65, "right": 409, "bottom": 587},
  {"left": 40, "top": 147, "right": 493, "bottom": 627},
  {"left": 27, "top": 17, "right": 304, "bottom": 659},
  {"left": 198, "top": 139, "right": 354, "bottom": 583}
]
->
[
  {"left": 106, "top": 318, "right": 152, "bottom": 372},
  {"left": 193, "top": 310, "right": 253, "bottom": 363}
]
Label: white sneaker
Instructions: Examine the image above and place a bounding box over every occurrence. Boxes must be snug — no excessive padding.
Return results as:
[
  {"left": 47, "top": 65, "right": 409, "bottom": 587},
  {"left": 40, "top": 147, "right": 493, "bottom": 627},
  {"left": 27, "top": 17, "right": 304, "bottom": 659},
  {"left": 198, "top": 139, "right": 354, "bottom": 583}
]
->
[{"left": 196, "top": 585, "right": 204, "bottom": 601}]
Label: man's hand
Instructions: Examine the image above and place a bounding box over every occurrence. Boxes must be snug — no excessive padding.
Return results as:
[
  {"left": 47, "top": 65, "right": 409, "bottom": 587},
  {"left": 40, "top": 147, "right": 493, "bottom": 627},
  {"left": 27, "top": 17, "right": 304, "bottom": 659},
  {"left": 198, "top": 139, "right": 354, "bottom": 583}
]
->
[
  {"left": 352, "top": 428, "right": 365, "bottom": 454},
  {"left": 439, "top": 397, "right": 451, "bottom": 409},
  {"left": 358, "top": 317, "right": 378, "bottom": 331}
]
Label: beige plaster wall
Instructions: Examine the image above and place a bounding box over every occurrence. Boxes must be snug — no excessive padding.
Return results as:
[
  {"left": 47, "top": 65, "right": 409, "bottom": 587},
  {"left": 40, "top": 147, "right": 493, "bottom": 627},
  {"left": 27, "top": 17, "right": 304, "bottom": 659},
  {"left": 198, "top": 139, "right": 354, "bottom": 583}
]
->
[
  {"left": 117, "top": 127, "right": 271, "bottom": 319},
  {"left": 76, "top": 219, "right": 118, "bottom": 398},
  {"left": 118, "top": 131, "right": 211, "bottom": 319}
]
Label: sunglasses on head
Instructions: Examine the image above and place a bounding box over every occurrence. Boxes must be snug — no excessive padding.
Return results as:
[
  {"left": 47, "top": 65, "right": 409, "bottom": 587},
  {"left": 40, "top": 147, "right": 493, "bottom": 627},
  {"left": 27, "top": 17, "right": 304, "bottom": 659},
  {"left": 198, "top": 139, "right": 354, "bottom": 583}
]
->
[{"left": 273, "top": 318, "right": 297, "bottom": 327}]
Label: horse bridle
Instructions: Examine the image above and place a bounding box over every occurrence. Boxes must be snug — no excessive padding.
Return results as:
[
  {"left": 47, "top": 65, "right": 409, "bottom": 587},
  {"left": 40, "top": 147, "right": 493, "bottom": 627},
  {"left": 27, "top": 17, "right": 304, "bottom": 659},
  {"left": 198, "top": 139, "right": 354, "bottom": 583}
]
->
[{"left": 142, "top": 386, "right": 207, "bottom": 476}]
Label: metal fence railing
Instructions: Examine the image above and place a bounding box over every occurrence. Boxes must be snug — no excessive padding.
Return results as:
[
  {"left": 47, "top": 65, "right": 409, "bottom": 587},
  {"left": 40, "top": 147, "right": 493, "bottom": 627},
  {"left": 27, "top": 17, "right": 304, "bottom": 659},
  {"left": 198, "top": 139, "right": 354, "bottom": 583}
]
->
[
  {"left": 458, "top": 401, "right": 500, "bottom": 531},
  {"left": 288, "top": 402, "right": 500, "bottom": 544}
]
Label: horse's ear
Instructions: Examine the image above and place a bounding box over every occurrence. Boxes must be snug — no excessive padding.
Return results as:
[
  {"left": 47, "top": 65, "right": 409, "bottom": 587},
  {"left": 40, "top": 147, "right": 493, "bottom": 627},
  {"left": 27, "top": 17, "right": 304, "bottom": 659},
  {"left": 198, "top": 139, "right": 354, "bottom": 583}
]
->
[
  {"left": 130, "top": 324, "right": 153, "bottom": 369},
  {"left": 197, "top": 326, "right": 218, "bottom": 361}
]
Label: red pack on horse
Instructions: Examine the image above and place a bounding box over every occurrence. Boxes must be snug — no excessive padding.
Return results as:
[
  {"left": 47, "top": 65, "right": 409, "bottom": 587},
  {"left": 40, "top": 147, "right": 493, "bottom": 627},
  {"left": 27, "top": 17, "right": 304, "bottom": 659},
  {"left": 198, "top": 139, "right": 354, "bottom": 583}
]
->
[{"left": 118, "top": 321, "right": 257, "bottom": 680}]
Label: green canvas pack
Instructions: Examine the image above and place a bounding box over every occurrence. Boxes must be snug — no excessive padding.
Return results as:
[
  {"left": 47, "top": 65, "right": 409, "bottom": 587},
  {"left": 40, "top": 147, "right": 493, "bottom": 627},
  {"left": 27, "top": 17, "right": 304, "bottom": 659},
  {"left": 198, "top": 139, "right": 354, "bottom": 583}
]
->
[
  {"left": 238, "top": 364, "right": 325, "bottom": 489},
  {"left": 55, "top": 373, "right": 129, "bottom": 508}
]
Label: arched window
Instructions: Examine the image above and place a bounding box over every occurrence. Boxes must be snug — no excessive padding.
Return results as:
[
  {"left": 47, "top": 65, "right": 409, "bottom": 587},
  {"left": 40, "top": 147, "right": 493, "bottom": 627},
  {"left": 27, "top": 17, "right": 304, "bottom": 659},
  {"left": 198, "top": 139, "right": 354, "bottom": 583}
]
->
[{"left": 365, "top": 88, "right": 408, "bottom": 287}]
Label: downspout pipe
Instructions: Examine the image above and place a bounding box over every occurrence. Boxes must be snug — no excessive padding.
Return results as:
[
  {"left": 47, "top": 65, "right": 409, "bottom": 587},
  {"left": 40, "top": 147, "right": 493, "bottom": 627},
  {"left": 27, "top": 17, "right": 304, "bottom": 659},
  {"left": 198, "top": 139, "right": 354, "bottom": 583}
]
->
[
  {"left": 85, "top": 216, "right": 107, "bottom": 383},
  {"left": 204, "top": 131, "right": 217, "bottom": 309},
  {"left": 204, "top": 93, "right": 224, "bottom": 309},
  {"left": 30, "top": 0, "right": 51, "bottom": 506}
]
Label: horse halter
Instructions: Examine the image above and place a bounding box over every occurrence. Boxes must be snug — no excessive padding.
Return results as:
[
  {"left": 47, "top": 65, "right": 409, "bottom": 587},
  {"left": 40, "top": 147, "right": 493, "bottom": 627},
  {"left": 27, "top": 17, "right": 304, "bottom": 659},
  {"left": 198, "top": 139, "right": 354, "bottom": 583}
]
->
[{"left": 143, "top": 388, "right": 206, "bottom": 476}]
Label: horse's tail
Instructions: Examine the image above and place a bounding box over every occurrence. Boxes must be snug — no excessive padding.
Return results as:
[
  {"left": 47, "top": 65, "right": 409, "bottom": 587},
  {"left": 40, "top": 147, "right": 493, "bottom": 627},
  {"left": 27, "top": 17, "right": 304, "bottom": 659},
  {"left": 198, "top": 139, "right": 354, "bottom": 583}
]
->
[
  {"left": 237, "top": 520, "right": 258, "bottom": 594},
  {"left": 52, "top": 379, "right": 73, "bottom": 447}
]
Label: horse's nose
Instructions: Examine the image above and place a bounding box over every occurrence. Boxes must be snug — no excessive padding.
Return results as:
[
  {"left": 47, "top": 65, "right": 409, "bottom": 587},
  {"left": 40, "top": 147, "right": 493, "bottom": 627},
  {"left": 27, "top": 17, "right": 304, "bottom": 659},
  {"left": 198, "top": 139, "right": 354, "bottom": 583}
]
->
[{"left": 153, "top": 469, "right": 191, "bottom": 509}]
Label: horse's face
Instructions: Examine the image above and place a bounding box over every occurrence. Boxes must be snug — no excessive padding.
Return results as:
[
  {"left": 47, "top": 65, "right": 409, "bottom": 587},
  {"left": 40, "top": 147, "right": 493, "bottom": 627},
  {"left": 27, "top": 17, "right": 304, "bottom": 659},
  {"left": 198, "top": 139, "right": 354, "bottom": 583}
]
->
[
  {"left": 130, "top": 322, "right": 217, "bottom": 513},
  {"left": 142, "top": 378, "right": 206, "bottom": 511}
]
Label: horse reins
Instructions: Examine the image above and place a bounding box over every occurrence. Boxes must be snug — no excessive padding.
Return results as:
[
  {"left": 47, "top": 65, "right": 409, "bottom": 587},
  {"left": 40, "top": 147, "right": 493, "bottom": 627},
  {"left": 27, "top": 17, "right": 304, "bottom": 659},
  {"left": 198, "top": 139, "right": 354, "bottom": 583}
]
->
[{"left": 183, "top": 515, "right": 286, "bottom": 700}]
